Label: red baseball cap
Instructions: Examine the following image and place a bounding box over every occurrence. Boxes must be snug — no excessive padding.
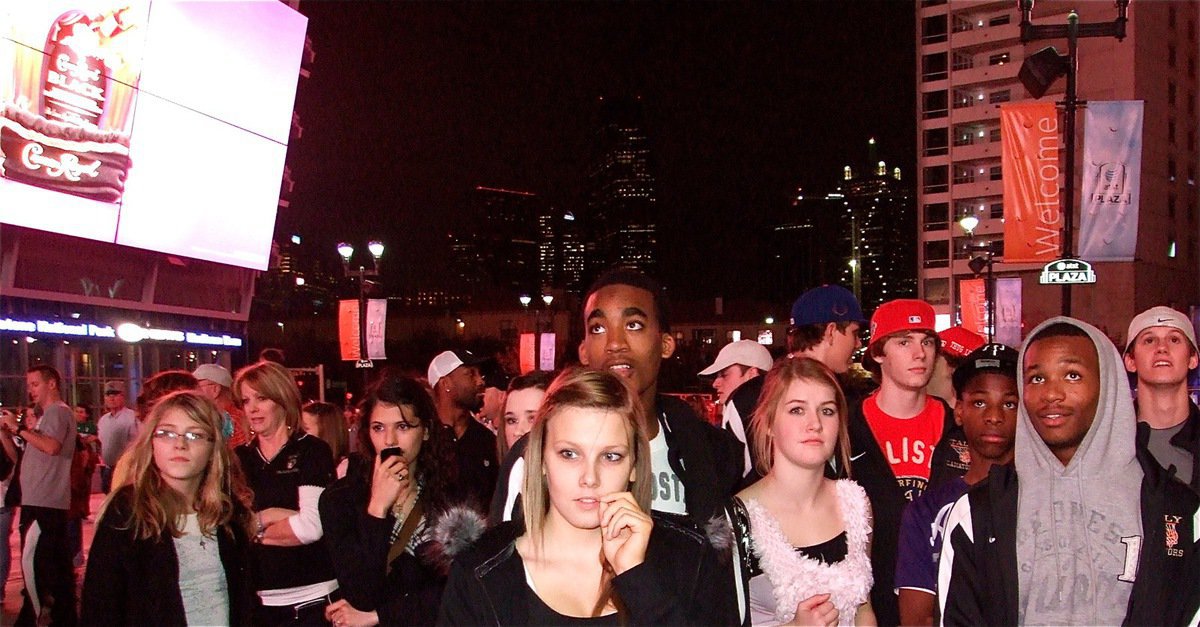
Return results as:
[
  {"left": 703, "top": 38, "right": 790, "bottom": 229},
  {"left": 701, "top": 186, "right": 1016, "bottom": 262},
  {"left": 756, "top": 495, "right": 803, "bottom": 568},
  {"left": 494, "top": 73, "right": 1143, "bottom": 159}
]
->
[
  {"left": 939, "top": 326, "right": 985, "bottom": 359},
  {"left": 868, "top": 299, "right": 937, "bottom": 348}
]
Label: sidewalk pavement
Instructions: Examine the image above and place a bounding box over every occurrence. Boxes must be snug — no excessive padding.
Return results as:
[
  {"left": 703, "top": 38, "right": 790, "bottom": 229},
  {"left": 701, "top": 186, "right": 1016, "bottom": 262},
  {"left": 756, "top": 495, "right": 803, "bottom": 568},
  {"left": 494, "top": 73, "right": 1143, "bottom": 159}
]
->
[{"left": 1, "top": 492, "right": 104, "bottom": 626}]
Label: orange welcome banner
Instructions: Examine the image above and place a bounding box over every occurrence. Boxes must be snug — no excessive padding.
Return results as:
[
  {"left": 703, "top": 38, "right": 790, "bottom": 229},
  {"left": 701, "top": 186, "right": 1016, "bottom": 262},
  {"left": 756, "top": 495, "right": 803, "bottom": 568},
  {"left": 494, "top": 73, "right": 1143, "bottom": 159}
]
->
[
  {"left": 1001, "top": 102, "right": 1061, "bottom": 262},
  {"left": 959, "top": 278, "right": 987, "bottom": 337}
]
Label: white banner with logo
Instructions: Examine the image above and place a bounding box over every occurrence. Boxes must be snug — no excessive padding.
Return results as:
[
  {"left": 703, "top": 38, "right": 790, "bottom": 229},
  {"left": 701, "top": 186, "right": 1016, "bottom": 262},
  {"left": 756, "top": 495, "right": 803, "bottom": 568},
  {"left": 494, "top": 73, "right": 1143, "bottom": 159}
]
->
[
  {"left": 1079, "top": 101, "right": 1143, "bottom": 261},
  {"left": 338, "top": 299, "right": 387, "bottom": 361},
  {"left": 994, "top": 277, "right": 1023, "bottom": 348}
]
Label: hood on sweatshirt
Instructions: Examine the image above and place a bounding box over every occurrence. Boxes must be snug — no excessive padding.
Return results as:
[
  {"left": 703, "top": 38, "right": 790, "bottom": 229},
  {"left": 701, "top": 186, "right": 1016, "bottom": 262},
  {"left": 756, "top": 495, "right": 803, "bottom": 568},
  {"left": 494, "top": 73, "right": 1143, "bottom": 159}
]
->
[{"left": 1014, "top": 316, "right": 1143, "bottom": 625}]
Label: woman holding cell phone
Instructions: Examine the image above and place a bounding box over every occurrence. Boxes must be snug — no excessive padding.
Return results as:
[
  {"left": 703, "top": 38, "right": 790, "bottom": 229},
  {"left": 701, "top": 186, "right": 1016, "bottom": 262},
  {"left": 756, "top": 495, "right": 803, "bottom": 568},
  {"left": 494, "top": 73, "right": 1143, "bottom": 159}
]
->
[
  {"left": 438, "top": 367, "right": 733, "bottom": 626},
  {"left": 318, "top": 371, "right": 461, "bottom": 627}
]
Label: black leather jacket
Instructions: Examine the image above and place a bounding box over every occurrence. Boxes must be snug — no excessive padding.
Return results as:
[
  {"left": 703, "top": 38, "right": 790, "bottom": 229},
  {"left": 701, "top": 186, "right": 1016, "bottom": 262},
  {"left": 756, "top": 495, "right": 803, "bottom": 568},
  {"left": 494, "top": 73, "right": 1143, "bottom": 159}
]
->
[{"left": 437, "top": 514, "right": 738, "bottom": 626}]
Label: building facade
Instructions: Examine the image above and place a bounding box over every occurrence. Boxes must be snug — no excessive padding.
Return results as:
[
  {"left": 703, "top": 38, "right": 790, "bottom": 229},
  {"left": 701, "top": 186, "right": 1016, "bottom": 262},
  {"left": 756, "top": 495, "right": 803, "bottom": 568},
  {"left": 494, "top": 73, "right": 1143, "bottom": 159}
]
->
[
  {"left": 916, "top": 0, "right": 1199, "bottom": 340},
  {"left": 586, "top": 96, "right": 660, "bottom": 275}
]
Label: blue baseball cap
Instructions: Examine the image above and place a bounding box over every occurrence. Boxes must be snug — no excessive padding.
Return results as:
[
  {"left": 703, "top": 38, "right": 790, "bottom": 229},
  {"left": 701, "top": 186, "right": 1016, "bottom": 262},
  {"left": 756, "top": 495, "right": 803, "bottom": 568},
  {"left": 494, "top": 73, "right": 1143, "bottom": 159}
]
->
[{"left": 790, "top": 285, "right": 867, "bottom": 327}]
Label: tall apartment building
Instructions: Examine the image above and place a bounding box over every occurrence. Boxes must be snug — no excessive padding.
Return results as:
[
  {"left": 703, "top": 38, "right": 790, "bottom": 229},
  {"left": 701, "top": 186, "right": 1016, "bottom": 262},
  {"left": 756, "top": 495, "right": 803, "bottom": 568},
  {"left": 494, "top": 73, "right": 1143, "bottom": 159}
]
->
[
  {"left": 586, "top": 97, "right": 659, "bottom": 275},
  {"left": 449, "top": 186, "right": 542, "bottom": 303},
  {"left": 916, "top": 0, "right": 1199, "bottom": 339}
]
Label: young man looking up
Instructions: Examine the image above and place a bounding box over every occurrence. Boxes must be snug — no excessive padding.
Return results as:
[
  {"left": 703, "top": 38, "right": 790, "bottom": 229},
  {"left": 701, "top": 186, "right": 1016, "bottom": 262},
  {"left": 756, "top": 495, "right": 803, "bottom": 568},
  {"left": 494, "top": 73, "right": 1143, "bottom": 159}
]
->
[
  {"left": 848, "top": 299, "right": 968, "bottom": 627},
  {"left": 698, "top": 339, "right": 773, "bottom": 478},
  {"left": 491, "top": 268, "right": 744, "bottom": 524},
  {"left": 939, "top": 318, "right": 1200, "bottom": 626},
  {"left": 1124, "top": 305, "right": 1200, "bottom": 494},
  {"left": 896, "top": 343, "right": 1017, "bottom": 626}
]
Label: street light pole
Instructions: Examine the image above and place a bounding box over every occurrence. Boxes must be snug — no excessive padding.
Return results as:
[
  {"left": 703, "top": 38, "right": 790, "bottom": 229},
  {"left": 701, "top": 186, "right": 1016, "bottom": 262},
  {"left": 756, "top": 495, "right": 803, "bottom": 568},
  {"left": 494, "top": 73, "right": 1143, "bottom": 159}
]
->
[
  {"left": 1017, "top": 0, "right": 1130, "bottom": 316},
  {"left": 338, "top": 241, "right": 384, "bottom": 394}
]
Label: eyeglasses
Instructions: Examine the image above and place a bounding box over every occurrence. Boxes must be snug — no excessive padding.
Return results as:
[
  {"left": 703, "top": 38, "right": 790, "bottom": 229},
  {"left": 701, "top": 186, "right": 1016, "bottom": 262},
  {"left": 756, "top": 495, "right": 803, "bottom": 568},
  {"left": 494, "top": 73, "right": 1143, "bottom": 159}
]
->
[{"left": 152, "top": 429, "right": 214, "bottom": 444}]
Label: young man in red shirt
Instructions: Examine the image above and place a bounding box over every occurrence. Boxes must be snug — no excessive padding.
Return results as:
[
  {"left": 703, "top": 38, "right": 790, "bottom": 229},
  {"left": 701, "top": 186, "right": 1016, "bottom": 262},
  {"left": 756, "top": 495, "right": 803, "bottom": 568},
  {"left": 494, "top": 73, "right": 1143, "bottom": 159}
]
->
[{"left": 847, "top": 299, "right": 968, "bottom": 627}]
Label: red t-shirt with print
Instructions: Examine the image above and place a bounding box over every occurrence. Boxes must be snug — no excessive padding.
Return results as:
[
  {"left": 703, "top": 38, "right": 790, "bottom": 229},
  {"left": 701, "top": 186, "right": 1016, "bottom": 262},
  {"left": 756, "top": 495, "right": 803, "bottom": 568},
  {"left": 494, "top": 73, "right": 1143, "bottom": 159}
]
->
[{"left": 863, "top": 393, "right": 944, "bottom": 502}]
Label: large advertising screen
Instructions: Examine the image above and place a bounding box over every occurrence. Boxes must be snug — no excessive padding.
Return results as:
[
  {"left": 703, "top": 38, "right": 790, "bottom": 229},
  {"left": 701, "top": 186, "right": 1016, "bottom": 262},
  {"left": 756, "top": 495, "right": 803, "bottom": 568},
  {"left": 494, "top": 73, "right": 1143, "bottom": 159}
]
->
[{"left": 0, "top": 0, "right": 308, "bottom": 270}]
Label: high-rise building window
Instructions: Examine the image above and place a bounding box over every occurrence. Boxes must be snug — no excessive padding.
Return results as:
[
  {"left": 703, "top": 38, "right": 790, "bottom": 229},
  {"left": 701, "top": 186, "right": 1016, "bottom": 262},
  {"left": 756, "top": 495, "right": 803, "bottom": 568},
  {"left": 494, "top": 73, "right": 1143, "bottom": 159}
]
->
[
  {"left": 923, "top": 52, "right": 948, "bottom": 81},
  {"left": 988, "top": 52, "right": 1011, "bottom": 66},
  {"left": 922, "top": 15, "right": 948, "bottom": 44},
  {"left": 923, "top": 165, "right": 949, "bottom": 194},
  {"left": 1168, "top": 238, "right": 1177, "bottom": 259},
  {"left": 1169, "top": 44, "right": 1177, "bottom": 68},
  {"left": 923, "top": 278, "right": 950, "bottom": 305},
  {"left": 1169, "top": 119, "right": 1176, "bottom": 144},
  {"left": 922, "top": 90, "right": 949, "bottom": 119},
  {"left": 989, "top": 89, "right": 1011, "bottom": 104},
  {"left": 988, "top": 14, "right": 1011, "bottom": 27},
  {"left": 924, "top": 128, "right": 949, "bottom": 156},
  {"left": 1169, "top": 81, "right": 1176, "bottom": 105}
]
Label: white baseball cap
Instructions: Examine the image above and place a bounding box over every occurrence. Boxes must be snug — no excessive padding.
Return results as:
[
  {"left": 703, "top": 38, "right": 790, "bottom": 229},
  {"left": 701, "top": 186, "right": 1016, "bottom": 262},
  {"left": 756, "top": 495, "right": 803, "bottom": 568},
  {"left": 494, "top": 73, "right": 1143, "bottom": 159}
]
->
[
  {"left": 427, "top": 350, "right": 487, "bottom": 389},
  {"left": 193, "top": 363, "right": 233, "bottom": 388},
  {"left": 1125, "top": 306, "right": 1198, "bottom": 352},
  {"left": 698, "top": 340, "right": 774, "bottom": 376}
]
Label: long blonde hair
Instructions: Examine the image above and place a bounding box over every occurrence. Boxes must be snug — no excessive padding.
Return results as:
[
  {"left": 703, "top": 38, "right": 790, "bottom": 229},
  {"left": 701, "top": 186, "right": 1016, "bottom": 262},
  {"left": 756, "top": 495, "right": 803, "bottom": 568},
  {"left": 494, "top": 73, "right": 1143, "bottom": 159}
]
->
[
  {"left": 749, "top": 357, "right": 852, "bottom": 477},
  {"left": 522, "top": 367, "right": 652, "bottom": 617},
  {"left": 102, "top": 390, "right": 253, "bottom": 540}
]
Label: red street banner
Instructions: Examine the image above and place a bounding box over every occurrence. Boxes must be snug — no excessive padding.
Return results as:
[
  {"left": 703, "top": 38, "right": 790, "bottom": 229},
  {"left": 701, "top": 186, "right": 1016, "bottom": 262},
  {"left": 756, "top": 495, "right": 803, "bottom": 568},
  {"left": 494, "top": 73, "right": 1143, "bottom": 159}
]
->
[
  {"left": 959, "top": 278, "right": 988, "bottom": 337},
  {"left": 1001, "top": 102, "right": 1061, "bottom": 262},
  {"left": 338, "top": 299, "right": 387, "bottom": 361}
]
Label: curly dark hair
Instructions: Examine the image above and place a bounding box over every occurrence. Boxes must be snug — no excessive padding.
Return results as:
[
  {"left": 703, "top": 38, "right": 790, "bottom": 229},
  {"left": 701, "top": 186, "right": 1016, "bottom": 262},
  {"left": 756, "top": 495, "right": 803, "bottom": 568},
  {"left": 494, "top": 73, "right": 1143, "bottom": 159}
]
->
[{"left": 355, "top": 372, "right": 457, "bottom": 513}]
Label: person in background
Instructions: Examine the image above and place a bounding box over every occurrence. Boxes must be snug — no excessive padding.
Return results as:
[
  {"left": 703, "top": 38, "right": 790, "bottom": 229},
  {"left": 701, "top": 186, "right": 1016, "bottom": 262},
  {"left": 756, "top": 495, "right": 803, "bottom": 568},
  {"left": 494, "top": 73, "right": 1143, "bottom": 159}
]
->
[
  {"left": 81, "top": 391, "right": 255, "bottom": 625},
  {"left": 490, "top": 371, "right": 554, "bottom": 524},
  {"left": 259, "top": 348, "right": 287, "bottom": 365},
  {"left": 728, "top": 358, "right": 875, "bottom": 627},
  {"left": 925, "top": 326, "right": 985, "bottom": 411},
  {"left": 73, "top": 404, "right": 97, "bottom": 437},
  {"left": 439, "top": 368, "right": 734, "bottom": 625},
  {"left": 319, "top": 373, "right": 462, "bottom": 627},
  {"left": 477, "top": 360, "right": 510, "bottom": 435},
  {"left": 428, "top": 349, "right": 498, "bottom": 507},
  {"left": 0, "top": 406, "right": 21, "bottom": 606},
  {"left": 234, "top": 360, "right": 339, "bottom": 625},
  {"left": 698, "top": 340, "right": 774, "bottom": 479},
  {"left": 2, "top": 365, "right": 78, "bottom": 626},
  {"left": 96, "top": 381, "right": 137, "bottom": 494},
  {"left": 786, "top": 285, "right": 868, "bottom": 375},
  {"left": 113, "top": 370, "right": 199, "bottom": 489},
  {"left": 895, "top": 344, "right": 1017, "bottom": 626},
  {"left": 67, "top": 430, "right": 99, "bottom": 568},
  {"left": 1123, "top": 305, "right": 1200, "bottom": 494},
  {"left": 194, "top": 364, "right": 250, "bottom": 449},
  {"left": 344, "top": 404, "right": 361, "bottom": 455},
  {"left": 303, "top": 400, "right": 351, "bottom": 478}
]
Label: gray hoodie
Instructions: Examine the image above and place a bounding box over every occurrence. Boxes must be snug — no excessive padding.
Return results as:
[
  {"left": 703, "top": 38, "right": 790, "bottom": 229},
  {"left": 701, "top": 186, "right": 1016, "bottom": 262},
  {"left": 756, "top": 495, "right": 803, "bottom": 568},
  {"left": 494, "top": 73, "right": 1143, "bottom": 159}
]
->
[{"left": 1015, "top": 317, "right": 1143, "bottom": 625}]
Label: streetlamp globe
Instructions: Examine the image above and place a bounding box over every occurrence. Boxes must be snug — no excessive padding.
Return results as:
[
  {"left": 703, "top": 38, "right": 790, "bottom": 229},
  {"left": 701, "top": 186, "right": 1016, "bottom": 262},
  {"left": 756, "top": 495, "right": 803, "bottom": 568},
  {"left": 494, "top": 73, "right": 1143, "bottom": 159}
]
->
[
  {"left": 367, "top": 240, "right": 385, "bottom": 259},
  {"left": 542, "top": 294, "right": 554, "bottom": 307},
  {"left": 959, "top": 215, "right": 980, "bottom": 235},
  {"left": 519, "top": 295, "right": 532, "bottom": 307},
  {"left": 336, "top": 242, "right": 354, "bottom": 262}
]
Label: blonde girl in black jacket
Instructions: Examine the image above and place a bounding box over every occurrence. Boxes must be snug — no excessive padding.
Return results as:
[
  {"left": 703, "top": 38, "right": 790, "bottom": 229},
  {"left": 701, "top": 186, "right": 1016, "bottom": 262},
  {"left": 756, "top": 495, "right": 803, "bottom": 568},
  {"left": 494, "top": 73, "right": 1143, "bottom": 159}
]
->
[
  {"left": 82, "top": 390, "right": 255, "bottom": 626},
  {"left": 438, "top": 367, "right": 735, "bottom": 626}
]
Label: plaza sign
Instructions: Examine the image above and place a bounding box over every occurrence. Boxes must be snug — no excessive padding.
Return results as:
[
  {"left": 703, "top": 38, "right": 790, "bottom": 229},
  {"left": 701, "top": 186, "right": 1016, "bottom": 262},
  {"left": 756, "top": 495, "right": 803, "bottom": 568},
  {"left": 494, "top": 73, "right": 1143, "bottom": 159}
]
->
[
  {"left": 1039, "top": 259, "right": 1097, "bottom": 285},
  {"left": 0, "top": 317, "right": 243, "bottom": 347}
]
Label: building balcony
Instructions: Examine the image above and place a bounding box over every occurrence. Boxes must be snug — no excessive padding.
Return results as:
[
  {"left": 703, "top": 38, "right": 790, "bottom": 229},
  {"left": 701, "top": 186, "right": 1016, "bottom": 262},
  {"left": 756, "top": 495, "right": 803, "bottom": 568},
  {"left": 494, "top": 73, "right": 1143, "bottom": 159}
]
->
[
  {"left": 949, "top": 101, "right": 1002, "bottom": 124},
  {"left": 948, "top": 23, "right": 1019, "bottom": 51},
  {"left": 950, "top": 179, "right": 1003, "bottom": 199},
  {"left": 950, "top": 60, "right": 1019, "bottom": 88},
  {"left": 950, "top": 140, "right": 1000, "bottom": 162}
]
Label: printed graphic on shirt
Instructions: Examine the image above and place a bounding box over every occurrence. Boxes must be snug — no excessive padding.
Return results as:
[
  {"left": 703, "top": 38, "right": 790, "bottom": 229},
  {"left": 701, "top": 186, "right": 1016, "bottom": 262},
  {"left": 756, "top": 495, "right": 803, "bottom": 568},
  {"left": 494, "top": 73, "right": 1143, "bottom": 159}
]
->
[
  {"left": 863, "top": 395, "right": 944, "bottom": 502},
  {"left": 649, "top": 428, "right": 687, "bottom": 515}
]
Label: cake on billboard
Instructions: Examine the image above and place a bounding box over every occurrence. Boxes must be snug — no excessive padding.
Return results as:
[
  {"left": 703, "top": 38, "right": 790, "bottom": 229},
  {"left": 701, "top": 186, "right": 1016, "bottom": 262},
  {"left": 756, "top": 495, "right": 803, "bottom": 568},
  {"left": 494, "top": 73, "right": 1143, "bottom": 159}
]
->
[{"left": 1, "top": 3, "right": 149, "bottom": 203}]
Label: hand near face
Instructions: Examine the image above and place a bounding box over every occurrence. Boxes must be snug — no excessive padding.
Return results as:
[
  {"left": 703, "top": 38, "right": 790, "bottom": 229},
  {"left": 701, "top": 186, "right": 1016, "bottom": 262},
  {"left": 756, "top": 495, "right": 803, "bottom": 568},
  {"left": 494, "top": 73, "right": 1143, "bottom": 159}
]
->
[
  {"left": 0, "top": 410, "right": 17, "bottom": 432},
  {"left": 366, "top": 453, "right": 411, "bottom": 518},
  {"left": 788, "top": 593, "right": 838, "bottom": 627},
  {"left": 598, "top": 491, "right": 652, "bottom": 575}
]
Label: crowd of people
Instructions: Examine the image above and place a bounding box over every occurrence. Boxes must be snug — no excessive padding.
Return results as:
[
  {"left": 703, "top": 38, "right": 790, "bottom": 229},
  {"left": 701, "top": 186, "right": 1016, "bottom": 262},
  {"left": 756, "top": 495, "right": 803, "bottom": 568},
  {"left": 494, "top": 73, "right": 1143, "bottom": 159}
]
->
[{"left": 1, "top": 267, "right": 1199, "bottom": 626}]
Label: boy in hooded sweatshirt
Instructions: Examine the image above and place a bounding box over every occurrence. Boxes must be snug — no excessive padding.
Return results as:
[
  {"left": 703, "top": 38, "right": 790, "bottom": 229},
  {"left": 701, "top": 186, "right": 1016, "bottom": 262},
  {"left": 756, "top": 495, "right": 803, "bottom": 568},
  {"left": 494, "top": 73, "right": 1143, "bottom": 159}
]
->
[{"left": 937, "top": 317, "right": 1200, "bottom": 626}]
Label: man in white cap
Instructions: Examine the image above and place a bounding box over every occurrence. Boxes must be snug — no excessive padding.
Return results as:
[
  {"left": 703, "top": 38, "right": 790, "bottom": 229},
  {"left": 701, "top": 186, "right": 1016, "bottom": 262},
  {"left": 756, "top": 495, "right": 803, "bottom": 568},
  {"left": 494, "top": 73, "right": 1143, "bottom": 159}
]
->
[
  {"left": 428, "top": 349, "right": 498, "bottom": 506},
  {"left": 96, "top": 380, "right": 137, "bottom": 493},
  {"left": 699, "top": 340, "right": 774, "bottom": 478},
  {"left": 193, "top": 363, "right": 248, "bottom": 448},
  {"left": 1123, "top": 305, "right": 1200, "bottom": 494}
]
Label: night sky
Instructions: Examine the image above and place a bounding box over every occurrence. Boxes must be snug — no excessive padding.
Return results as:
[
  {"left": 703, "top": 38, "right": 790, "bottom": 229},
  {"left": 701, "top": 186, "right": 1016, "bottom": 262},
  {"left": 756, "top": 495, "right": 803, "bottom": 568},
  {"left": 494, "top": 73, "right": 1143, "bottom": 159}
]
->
[{"left": 287, "top": 1, "right": 916, "bottom": 301}]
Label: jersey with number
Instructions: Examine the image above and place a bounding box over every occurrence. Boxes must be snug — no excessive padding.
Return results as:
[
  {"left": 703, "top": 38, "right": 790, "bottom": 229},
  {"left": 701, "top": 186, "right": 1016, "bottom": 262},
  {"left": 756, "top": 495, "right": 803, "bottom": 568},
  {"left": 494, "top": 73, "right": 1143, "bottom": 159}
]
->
[{"left": 863, "top": 395, "right": 945, "bottom": 502}]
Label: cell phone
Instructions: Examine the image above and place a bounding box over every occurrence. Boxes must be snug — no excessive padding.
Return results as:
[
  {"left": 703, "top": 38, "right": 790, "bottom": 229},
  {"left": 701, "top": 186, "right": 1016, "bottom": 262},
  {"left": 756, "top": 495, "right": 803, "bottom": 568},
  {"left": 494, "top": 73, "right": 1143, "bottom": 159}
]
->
[{"left": 380, "top": 447, "right": 403, "bottom": 462}]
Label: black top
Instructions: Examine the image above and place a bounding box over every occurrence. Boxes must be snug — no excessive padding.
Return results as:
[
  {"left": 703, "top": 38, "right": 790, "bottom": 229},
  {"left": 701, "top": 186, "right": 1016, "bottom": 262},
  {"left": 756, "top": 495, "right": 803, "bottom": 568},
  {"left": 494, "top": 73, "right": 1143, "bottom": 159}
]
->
[
  {"left": 438, "top": 514, "right": 737, "bottom": 626},
  {"left": 796, "top": 531, "right": 848, "bottom": 564},
  {"left": 318, "top": 470, "right": 446, "bottom": 626},
  {"left": 526, "top": 588, "right": 622, "bottom": 626},
  {"left": 235, "top": 431, "right": 336, "bottom": 592},
  {"left": 450, "top": 420, "right": 498, "bottom": 508},
  {"left": 80, "top": 486, "right": 255, "bottom": 626}
]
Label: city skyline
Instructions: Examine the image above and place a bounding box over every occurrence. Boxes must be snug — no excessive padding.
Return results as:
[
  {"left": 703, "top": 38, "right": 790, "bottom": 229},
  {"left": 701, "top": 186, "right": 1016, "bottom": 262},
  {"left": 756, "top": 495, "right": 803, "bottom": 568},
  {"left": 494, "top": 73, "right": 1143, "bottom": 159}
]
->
[{"left": 284, "top": 1, "right": 916, "bottom": 301}]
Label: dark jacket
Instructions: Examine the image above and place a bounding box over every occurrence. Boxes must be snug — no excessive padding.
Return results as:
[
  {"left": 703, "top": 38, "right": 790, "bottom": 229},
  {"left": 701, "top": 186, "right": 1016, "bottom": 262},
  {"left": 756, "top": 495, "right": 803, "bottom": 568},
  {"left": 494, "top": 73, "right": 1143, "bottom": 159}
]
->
[
  {"left": 488, "top": 394, "right": 744, "bottom": 524},
  {"left": 940, "top": 443, "right": 1200, "bottom": 627},
  {"left": 80, "top": 486, "right": 255, "bottom": 626},
  {"left": 1137, "top": 399, "right": 1200, "bottom": 495},
  {"left": 318, "top": 471, "right": 450, "bottom": 626},
  {"left": 436, "top": 514, "right": 736, "bottom": 626},
  {"left": 846, "top": 394, "right": 967, "bottom": 627}
]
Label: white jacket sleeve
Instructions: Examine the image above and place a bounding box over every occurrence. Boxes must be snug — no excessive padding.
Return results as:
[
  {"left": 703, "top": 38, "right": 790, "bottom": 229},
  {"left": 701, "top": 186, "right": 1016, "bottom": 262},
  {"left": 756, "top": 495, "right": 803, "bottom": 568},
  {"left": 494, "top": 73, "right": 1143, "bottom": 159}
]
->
[
  {"left": 937, "top": 493, "right": 974, "bottom": 618},
  {"left": 287, "top": 484, "right": 326, "bottom": 544}
]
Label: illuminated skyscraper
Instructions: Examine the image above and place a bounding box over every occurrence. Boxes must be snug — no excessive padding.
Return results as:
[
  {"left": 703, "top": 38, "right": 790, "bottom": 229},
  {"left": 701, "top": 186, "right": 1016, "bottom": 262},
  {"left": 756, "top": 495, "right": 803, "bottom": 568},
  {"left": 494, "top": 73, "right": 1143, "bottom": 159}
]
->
[{"left": 585, "top": 97, "right": 659, "bottom": 274}]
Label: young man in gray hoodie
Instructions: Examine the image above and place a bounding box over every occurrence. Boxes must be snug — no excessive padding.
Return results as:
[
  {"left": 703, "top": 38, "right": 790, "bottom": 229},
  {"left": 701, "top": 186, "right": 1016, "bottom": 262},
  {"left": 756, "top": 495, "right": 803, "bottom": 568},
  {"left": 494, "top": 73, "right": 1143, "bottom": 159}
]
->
[{"left": 937, "top": 317, "right": 1200, "bottom": 626}]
